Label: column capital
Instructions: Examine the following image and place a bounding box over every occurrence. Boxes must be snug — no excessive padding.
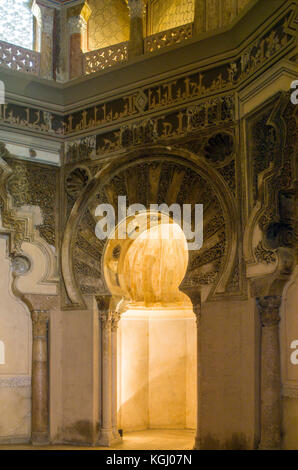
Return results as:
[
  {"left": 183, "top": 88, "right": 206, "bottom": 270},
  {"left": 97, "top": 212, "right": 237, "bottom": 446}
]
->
[
  {"left": 31, "top": 310, "right": 49, "bottom": 337},
  {"left": 111, "top": 311, "right": 121, "bottom": 331},
  {"left": 68, "top": 16, "right": 87, "bottom": 34},
  {"left": 21, "top": 294, "right": 59, "bottom": 313},
  {"left": 127, "top": 0, "right": 146, "bottom": 19},
  {"left": 32, "top": 1, "right": 54, "bottom": 33},
  {"left": 96, "top": 294, "right": 112, "bottom": 329},
  {"left": 257, "top": 295, "right": 282, "bottom": 327}
]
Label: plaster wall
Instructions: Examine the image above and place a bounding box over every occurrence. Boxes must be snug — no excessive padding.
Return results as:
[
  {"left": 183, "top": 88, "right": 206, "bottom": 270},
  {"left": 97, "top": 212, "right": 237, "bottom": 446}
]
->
[
  {"left": 281, "top": 268, "right": 298, "bottom": 450},
  {"left": 199, "top": 298, "right": 259, "bottom": 449},
  {"left": 50, "top": 297, "right": 100, "bottom": 445},
  {"left": 117, "top": 309, "right": 197, "bottom": 432},
  {"left": 0, "top": 235, "right": 32, "bottom": 443}
]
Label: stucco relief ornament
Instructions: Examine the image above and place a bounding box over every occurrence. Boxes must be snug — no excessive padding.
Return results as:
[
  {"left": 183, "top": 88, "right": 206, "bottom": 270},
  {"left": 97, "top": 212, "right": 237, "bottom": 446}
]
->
[
  {"left": 254, "top": 241, "right": 277, "bottom": 264},
  {"left": 111, "top": 311, "right": 121, "bottom": 331}
]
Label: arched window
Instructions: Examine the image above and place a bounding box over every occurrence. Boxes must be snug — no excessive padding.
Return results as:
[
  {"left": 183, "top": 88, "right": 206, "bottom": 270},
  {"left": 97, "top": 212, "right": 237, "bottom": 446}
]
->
[
  {"left": 0, "top": 0, "right": 34, "bottom": 50},
  {"left": 0, "top": 340, "right": 5, "bottom": 364}
]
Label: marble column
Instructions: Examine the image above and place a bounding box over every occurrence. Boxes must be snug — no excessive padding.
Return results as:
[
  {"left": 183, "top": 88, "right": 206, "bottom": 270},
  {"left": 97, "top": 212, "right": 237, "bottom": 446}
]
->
[
  {"left": 97, "top": 294, "right": 116, "bottom": 446},
  {"left": 194, "top": 0, "right": 206, "bottom": 35},
  {"left": 257, "top": 295, "right": 282, "bottom": 449},
  {"left": 31, "top": 310, "right": 49, "bottom": 445},
  {"left": 128, "top": 0, "right": 145, "bottom": 59},
  {"left": 111, "top": 312, "right": 121, "bottom": 440},
  {"left": 192, "top": 296, "right": 201, "bottom": 450},
  {"left": 33, "top": 2, "right": 55, "bottom": 80}
]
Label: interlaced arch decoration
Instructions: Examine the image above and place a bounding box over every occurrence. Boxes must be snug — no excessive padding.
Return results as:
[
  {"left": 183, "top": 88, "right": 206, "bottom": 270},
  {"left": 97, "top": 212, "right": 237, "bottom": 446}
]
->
[
  {"left": 62, "top": 146, "right": 238, "bottom": 309},
  {"left": 0, "top": 0, "right": 34, "bottom": 50}
]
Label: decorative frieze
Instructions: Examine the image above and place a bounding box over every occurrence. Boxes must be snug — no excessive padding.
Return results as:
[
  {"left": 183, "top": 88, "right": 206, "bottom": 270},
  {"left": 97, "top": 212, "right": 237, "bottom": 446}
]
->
[
  {"left": 0, "top": 103, "right": 64, "bottom": 135},
  {"left": 96, "top": 93, "right": 235, "bottom": 156}
]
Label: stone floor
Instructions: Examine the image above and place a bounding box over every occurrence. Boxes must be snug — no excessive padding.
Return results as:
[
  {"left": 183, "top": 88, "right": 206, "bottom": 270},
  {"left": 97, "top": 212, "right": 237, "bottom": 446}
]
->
[{"left": 0, "top": 429, "right": 195, "bottom": 450}]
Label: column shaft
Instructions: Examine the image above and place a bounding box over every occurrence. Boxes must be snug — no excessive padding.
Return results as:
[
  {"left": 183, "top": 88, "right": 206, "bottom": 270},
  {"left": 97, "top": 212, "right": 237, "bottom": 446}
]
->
[
  {"left": 194, "top": 308, "right": 201, "bottom": 449},
  {"left": 101, "top": 321, "right": 112, "bottom": 438},
  {"left": 97, "top": 294, "right": 120, "bottom": 446},
  {"left": 31, "top": 310, "right": 49, "bottom": 445},
  {"left": 128, "top": 0, "right": 144, "bottom": 58},
  {"left": 258, "top": 296, "right": 282, "bottom": 449},
  {"left": 111, "top": 325, "right": 119, "bottom": 439},
  {"left": 194, "top": 0, "right": 206, "bottom": 35}
]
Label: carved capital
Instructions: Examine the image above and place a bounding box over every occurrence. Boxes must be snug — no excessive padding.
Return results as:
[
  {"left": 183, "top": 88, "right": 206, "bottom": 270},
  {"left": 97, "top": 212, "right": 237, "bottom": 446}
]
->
[
  {"left": 31, "top": 310, "right": 49, "bottom": 338},
  {"left": 257, "top": 296, "right": 281, "bottom": 327},
  {"left": 96, "top": 294, "right": 112, "bottom": 329},
  {"left": 21, "top": 294, "right": 59, "bottom": 313},
  {"left": 68, "top": 16, "right": 87, "bottom": 35},
  {"left": 32, "top": 2, "right": 54, "bottom": 34},
  {"left": 128, "top": 0, "right": 146, "bottom": 19},
  {"left": 111, "top": 311, "right": 121, "bottom": 331}
]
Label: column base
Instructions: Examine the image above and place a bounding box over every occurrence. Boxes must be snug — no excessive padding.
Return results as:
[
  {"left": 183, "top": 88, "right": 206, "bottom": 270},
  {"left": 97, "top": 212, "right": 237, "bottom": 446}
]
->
[
  {"left": 193, "top": 435, "right": 201, "bottom": 450},
  {"left": 31, "top": 432, "right": 50, "bottom": 446},
  {"left": 98, "top": 428, "right": 122, "bottom": 447},
  {"left": 258, "top": 440, "right": 281, "bottom": 450}
]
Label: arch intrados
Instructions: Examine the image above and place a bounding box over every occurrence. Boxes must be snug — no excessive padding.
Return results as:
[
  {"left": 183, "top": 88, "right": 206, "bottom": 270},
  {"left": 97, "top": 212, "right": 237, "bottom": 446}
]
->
[{"left": 102, "top": 209, "right": 188, "bottom": 299}]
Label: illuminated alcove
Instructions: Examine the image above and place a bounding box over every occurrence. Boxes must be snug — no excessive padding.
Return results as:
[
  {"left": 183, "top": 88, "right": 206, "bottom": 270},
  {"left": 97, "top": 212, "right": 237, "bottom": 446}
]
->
[{"left": 104, "top": 212, "right": 197, "bottom": 433}]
